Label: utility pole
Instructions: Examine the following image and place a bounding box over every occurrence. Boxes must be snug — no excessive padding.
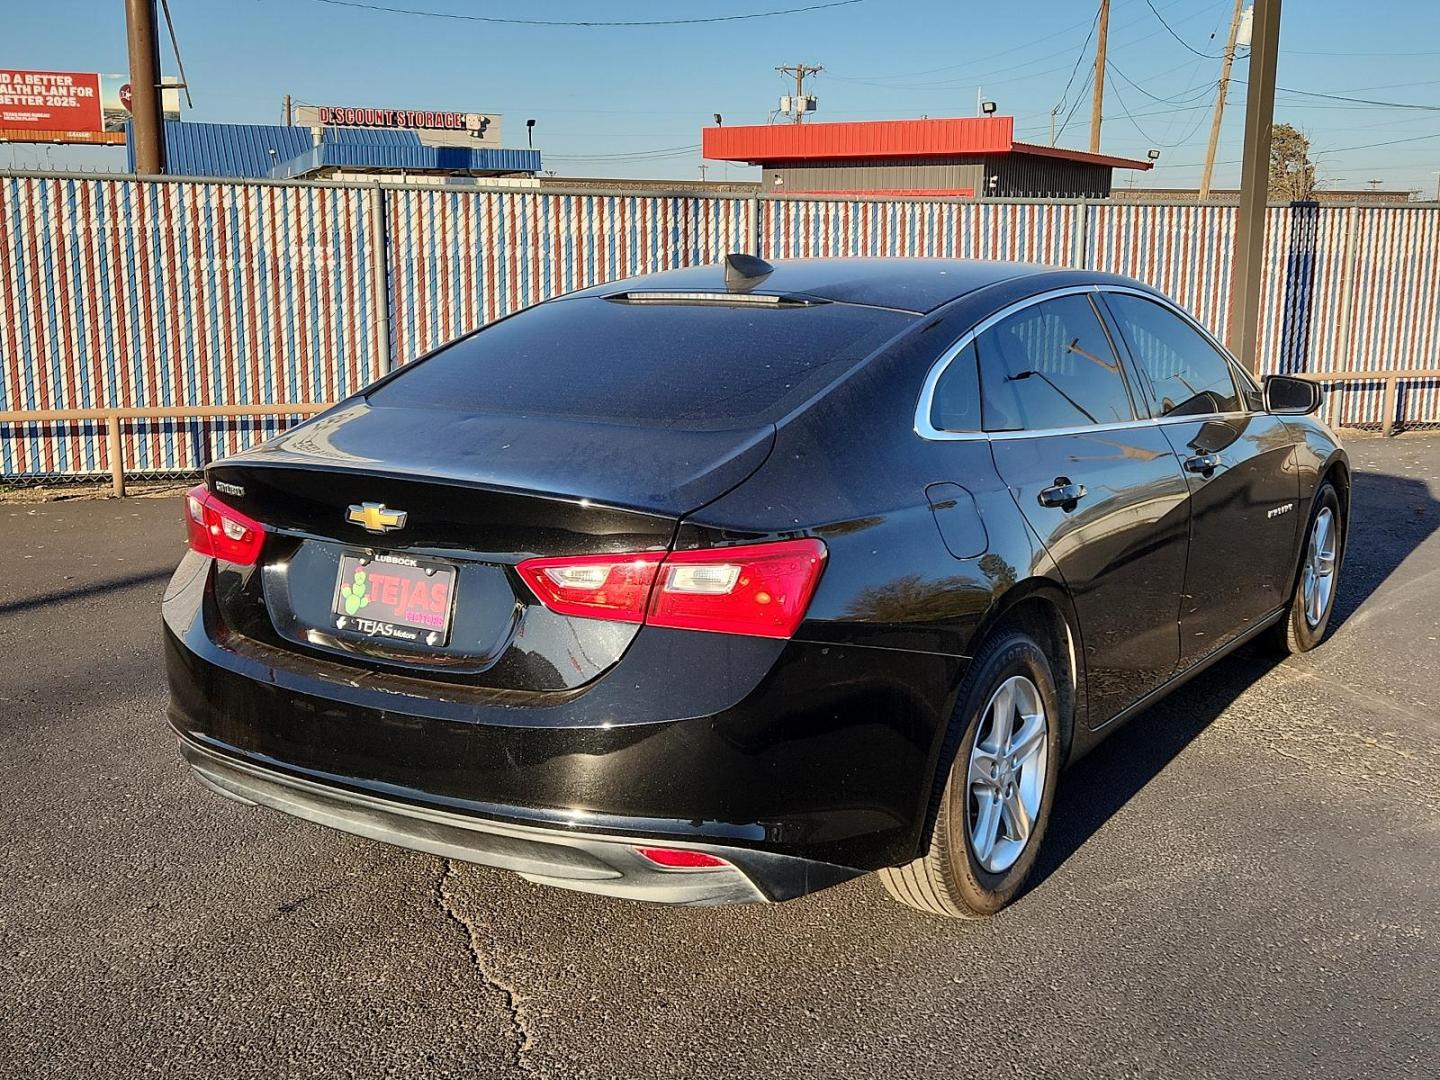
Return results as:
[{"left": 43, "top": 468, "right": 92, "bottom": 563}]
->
[
  {"left": 124, "top": 0, "right": 166, "bottom": 174},
  {"left": 776, "top": 62, "right": 822, "bottom": 124},
  {"left": 283, "top": 93, "right": 293, "bottom": 126},
  {"left": 1227, "top": 0, "right": 1281, "bottom": 373},
  {"left": 1199, "top": 0, "right": 1245, "bottom": 200},
  {"left": 1089, "top": 0, "right": 1110, "bottom": 154},
  {"left": 1050, "top": 105, "right": 1059, "bottom": 146}
]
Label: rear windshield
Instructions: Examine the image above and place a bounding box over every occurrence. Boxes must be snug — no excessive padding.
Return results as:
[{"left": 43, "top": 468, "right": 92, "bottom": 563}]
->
[{"left": 368, "top": 297, "right": 915, "bottom": 429}]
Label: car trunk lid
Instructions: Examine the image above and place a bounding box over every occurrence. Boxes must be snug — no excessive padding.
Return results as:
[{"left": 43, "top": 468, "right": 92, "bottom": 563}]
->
[{"left": 203, "top": 401, "right": 775, "bottom": 690}]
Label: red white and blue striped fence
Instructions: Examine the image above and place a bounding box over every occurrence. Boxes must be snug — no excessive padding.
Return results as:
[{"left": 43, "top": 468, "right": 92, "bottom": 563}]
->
[{"left": 2, "top": 174, "right": 1437, "bottom": 480}]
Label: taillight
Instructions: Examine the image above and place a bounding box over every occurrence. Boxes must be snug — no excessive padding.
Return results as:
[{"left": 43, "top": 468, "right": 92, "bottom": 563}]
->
[
  {"left": 515, "top": 552, "right": 664, "bottom": 623},
  {"left": 649, "top": 539, "right": 827, "bottom": 638},
  {"left": 184, "top": 484, "right": 266, "bottom": 565},
  {"left": 516, "top": 538, "right": 825, "bottom": 639}
]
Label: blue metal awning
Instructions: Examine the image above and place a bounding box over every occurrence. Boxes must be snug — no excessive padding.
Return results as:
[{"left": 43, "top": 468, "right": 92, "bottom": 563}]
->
[{"left": 269, "top": 141, "right": 541, "bottom": 179}]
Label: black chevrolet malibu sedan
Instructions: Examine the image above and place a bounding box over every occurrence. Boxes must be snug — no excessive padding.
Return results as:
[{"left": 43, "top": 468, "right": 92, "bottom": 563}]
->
[{"left": 165, "top": 256, "right": 1348, "bottom": 918}]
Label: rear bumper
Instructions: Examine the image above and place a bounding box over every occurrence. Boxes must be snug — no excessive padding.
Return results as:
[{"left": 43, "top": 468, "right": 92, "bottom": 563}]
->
[
  {"left": 180, "top": 734, "right": 778, "bottom": 905},
  {"left": 164, "top": 555, "right": 965, "bottom": 900}
]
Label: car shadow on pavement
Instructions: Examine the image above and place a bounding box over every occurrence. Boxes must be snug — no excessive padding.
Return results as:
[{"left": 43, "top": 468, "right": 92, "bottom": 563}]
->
[
  {"left": 0, "top": 567, "right": 174, "bottom": 617},
  {"left": 1027, "top": 647, "right": 1280, "bottom": 892},
  {"left": 1026, "top": 456, "right": 1440, "bottom": 893},
  {"left": 1326, "top": 465, "right": 1439, "bottom": 632}
]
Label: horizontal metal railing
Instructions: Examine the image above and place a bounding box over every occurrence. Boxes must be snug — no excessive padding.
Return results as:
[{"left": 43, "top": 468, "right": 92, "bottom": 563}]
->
[
  {"left": 1290, "top": 368, "right": 1440, "bottom": 437},
  {"left": 0, "top": 403, "right": 330, "bottom": 496},
  {"left": 2, "top": 369, "right": 1438, "bottom": 495}
]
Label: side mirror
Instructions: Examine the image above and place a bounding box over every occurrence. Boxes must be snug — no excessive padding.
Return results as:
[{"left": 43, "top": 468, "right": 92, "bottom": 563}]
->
[{"left": 1264, "top": 374, "right": 1323, "bottom": 415}]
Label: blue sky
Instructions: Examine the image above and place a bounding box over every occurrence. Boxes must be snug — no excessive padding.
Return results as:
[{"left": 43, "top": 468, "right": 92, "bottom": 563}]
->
[{"left": 7, "top": 0, "right": 1440, "bottom": 193}]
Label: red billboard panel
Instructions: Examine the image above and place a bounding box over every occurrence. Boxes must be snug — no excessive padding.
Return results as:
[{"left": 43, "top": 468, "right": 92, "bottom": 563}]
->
[{"left": 0, "top": 70, "right": 103, "bottom": 133}]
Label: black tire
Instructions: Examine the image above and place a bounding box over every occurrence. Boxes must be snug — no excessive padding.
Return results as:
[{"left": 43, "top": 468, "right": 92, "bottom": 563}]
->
[
  {"left": 1264, "top": 480, "right": 1345, "bottom": 655},
  {"left": 879, "top": 630, "right": 1063, "bottom": 918}
]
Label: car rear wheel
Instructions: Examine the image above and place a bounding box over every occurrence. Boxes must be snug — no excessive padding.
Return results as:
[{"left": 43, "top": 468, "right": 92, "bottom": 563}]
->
[
  {"left": 1265, "top": 480, "right": 1344, "bottom": 655},
  {"left": 879, "top": 630, "right": 1062, "bottom": 918}
]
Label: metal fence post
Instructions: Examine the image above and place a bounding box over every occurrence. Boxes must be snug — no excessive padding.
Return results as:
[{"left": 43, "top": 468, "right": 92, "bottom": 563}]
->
[
  {"left": 1381, "top": 376, "right": 1398, "bottom": 437},
  {"left": 1334, "top": 205, "right": 1358, "bottom": 360},
  {"left": 106, "top": 414, "right": 125, "bottom": 497},
  {"left": 748, "top": 192, "right": 762, "bottom": 257},
  {"left": 369, "top": 185, "right": 393, "bottom": 375},
  {"left": 1072, "top": 197, "right": 1089, "bottom": 269}
]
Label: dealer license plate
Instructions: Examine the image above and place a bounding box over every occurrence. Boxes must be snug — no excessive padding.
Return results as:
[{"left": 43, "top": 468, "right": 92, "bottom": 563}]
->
[{"left": 331, "top": 551, "right": 456, "bottom": 647}]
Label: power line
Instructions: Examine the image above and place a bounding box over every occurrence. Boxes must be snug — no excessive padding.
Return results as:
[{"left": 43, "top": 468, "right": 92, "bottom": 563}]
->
[
  {"left": 1283, "top": 48, "right": 1440, "bottom": 57},
  {"left": 1142, "top": 0, "right": 1224, "bottom": 59},
  {"left": 1106, "top": 60, "right": 1216, "bottom": 106},
  {"left": 826, "top": 0, "right": 1197, "bottom": 88},
  {"left": 1105, "top": 65, "right": 1211, "bottom": 148},
  {"left": 832, "top": 12, "right": 1102, "bottom": 82},
  {"left": 1311, "top": 130, "right": 1440, "bottom": 155},
  {"left": 1274, "top": 85, "right": 1440, "bottom": 112},
  {"left": 545, "top": 144, "right": 703, "bottom": 161},
  {"left": 305, "top": 0, "right": 864, "bottom": 27},
  {"left": 1149, "top": 129, "right": 1440, "bottom": 169},
  {"left": 1055, "top": 69, "right": 1094, "bottom": 144},
  {"left": 1055, "top": 9, "right": 1101, "bottom": 115}
]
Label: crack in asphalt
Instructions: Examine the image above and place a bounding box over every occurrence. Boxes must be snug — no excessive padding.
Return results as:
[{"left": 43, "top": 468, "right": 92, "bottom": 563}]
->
[{"left": 434, "top": 858, "right": 540, "bottom": 1078}]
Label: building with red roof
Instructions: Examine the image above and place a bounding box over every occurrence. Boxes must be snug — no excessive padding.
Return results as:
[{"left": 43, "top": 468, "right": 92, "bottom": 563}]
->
[{"left": 702, "top": 115, "right": 1153, "bottom": 199}]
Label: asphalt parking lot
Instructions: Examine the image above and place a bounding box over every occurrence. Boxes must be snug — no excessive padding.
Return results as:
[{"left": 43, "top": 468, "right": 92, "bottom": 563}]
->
[{"left": 1, "top": 434, "right": 1437, "bottom": 1080}]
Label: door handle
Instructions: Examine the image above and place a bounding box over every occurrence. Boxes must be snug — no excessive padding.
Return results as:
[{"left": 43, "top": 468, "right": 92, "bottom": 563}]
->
[
  {"left": 1038, "top": 479, "right": 1087, "bottom": 509},
  {"left": 1183, "top": 452, "right": 1221, "bottom": 475}
]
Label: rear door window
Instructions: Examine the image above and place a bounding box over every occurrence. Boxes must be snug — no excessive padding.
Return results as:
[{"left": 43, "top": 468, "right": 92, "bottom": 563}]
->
[
  {"left": 976, "top": 294, "right": 1134, "bottom": 432},
  {"left": 1103, "top": 293, "right": 1241, "bottom": 417},
  {"left": 369, "top": 297, "right": 915, "bottom": 430}
]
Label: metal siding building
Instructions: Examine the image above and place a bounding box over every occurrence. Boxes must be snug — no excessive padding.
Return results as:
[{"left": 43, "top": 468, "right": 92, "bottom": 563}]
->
[
  {"left": 127, "top": 121, "right": 540, "bottom": 181},
  {"left": 704, "top": 116, "right": 1149, "bottom": 199},
  {"left": 989, "top": 155, "right": 1113, "bottom": 199}
]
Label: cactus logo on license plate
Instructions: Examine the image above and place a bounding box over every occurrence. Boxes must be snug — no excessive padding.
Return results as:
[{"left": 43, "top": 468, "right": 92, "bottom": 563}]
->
[{"left": 331, "top": 552, "right": 456, "bottom": 647}]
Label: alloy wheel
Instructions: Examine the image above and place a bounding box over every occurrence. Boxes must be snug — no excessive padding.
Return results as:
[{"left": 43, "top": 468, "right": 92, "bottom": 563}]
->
[
  {"left": 1301, "top": 506, "right": 1338, "bottom": 628},
  {"left": 965, "top": 674, "right": 1049, "bottom": 873}
]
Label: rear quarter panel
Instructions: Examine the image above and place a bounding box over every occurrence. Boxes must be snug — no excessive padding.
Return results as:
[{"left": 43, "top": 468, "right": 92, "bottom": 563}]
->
[{"left": 677, "top": 288, "right": 1069, "bottom": 854}]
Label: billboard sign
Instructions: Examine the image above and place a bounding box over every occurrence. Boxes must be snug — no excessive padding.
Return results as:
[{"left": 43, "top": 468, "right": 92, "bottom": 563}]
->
[
  {"left": 294, "top": 104, "right": 502, "bottom": 148},
  {"left": 0, "top": 69, "right": 180, "bottom": 145},
  {"left": 0, "top": 69, "right": 103, "bottom": 132}
]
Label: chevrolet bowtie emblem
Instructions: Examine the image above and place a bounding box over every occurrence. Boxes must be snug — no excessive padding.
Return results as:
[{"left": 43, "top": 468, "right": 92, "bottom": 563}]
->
[{"left": 346, "top": 502, "right": 408, "bottom": 534}]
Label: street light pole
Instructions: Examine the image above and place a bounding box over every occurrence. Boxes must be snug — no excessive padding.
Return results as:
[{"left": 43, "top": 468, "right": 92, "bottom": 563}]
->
[
  {"left": 1227, "top": 0, "right": 1281, "bottom": 373},
  {"left": 124, "top": 0, "right": 166, "bottom": 174}
]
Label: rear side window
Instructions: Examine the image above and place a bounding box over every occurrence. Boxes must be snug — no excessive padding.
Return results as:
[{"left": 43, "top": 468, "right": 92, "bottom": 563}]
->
[
  {"left": 369, "top": 297, "right": 915, "bottom": 429},
  {"left": 976, "top": 295, "right": 1134, "bottom": 432},
  {"left": 1104, "top": 293, "right": 1240, "bottom": 417},
  {"left": 929, "top": 341, "right": 981, "bottom": 432}
]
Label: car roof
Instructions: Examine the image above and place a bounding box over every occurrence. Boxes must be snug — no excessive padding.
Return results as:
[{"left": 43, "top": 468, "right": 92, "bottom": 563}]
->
[{"left": 563, "top": 257, "right": 1074, "bottom": 314}]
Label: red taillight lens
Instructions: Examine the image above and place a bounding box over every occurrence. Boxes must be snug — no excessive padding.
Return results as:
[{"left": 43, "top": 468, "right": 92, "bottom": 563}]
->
[
  {"left": 515, "top": 551, "right": 664, "bottom": 623},
  {"left": 648, "top": 539, "right": 826, "bottom": 639},
  {"left": 184, "top": 484, "right": 266, "bottom": 566},
  {"left": 634, "top": 847, "right": 730, "bottom": 870},
  {"left": 516, "top": 538, "right": 825, "bottom": 639}
]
